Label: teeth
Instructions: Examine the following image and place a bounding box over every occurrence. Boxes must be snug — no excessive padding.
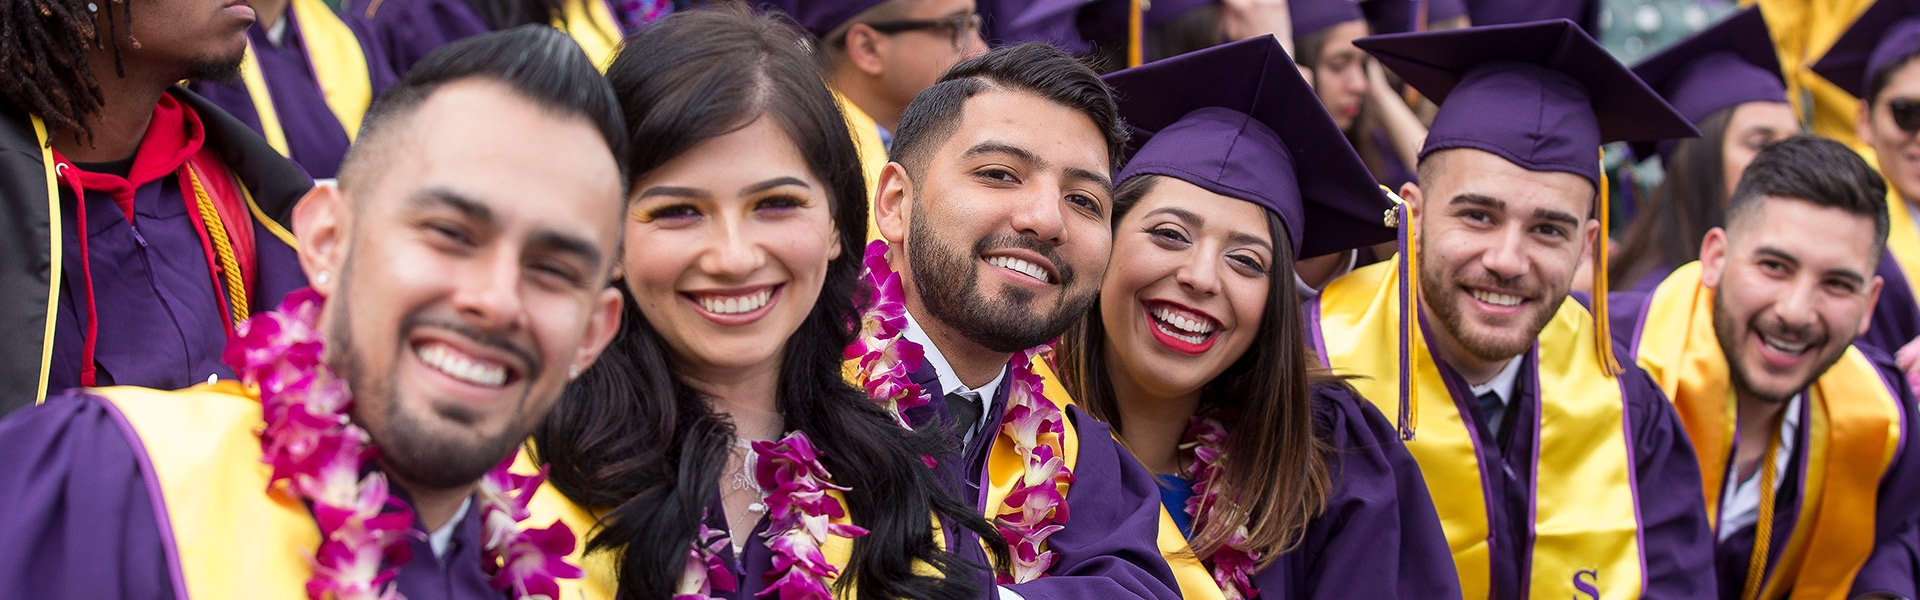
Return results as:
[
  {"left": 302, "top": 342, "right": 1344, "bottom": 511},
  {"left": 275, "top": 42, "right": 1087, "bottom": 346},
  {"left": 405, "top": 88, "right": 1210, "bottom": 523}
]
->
[
  {"left": 1760, "top": 334, "right": 1810, "bottom": 356},
  {"left": 416, "top": 343, "right": 508, "bottom": 387},
  {"left": 1151, "top": 306, "right": 1216, "bottom": 334},
  {"left": 1471, "top": 290, "right": 1523, "bottom": 307},
  {"left": 987, "top": 256, "right": 1051, "bottom": 283},
  {"left": 1155, "top": 320, "right": 1208, "bottom": 345},
  {"left": 698, "top": 288, "right": 773, "bottom": 315}
]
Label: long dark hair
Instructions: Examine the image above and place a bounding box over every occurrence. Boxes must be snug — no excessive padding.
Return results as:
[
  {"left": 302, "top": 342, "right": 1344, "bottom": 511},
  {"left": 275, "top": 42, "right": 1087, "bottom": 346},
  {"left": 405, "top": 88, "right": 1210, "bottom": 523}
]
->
[
  {"left": 1613, "top": 108, "right": 1735, "bottom": 288},
  {"left": 1056, "top": 174, "right": 1335, "bottom": 567},
  {"left": 531, "top": 7, "right": 1001, "bottom": 599},
  {"left": 1295, "top": 26, "right": 1399, "bottom": 186}
]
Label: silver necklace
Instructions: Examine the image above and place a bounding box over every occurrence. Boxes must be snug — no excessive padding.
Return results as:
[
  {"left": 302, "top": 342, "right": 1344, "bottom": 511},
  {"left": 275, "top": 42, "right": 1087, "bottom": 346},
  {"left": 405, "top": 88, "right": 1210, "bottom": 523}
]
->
[{"left": 725, "top": 438, "right": 770, "bottom": 552}]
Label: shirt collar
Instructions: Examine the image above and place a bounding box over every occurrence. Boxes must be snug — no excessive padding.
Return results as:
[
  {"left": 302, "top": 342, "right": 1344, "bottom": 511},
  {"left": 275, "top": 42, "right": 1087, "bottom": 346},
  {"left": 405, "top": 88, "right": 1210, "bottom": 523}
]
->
[
  {"left": 428, "top": 496, "right": 473, "bottom": 559},
  {"left": 902, "top": 310, "right": 1007, "bottom": 409},
  {"left": 1468, "top": 354, "right": 1526, "bottom": 406}
]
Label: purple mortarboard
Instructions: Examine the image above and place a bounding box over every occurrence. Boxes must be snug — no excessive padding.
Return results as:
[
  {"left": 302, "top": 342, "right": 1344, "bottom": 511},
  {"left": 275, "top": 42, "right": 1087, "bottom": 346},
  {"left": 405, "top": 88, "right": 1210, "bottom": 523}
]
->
[
  {"left": 1357, "top": 19, "right": 1699, "bottom": 186},
  {"left": 757, "top": 0, "right": 889, "bottom": 38},
  {"left": 1292, "top": 0, "right": 1366, "bottom": 38},
  {"left": 1105, "top": 35, "right": 1394, "bottom": 258},
  {"left": 1363, "top": 0, "right": 1469, "bottom": 35},
  {"left": 1001, "top": 0, "right": 1095, "bottom": 52},
  {"left": 1812, "top": 0, "right": 1920, "bottom": 99},
  {"left": 1629, "top": 7, "right": 1786, "bottom": 162},
  {"left": 1463, "top": 0, "right": 1599, "bottom": 36}
]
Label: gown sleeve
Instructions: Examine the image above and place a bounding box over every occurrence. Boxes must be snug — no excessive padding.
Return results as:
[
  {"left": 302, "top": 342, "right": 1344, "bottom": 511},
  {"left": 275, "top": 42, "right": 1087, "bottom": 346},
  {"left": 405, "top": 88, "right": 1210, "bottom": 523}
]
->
[
  {"left": 1252, "top": 384, "right": 1460, "bottom": 598},
  {"left": 1001, "top": 407, "right": 1184, "bottom": 600},
  {"left": 0, "top": 391, "right": 175, "bottom": 600},
  {"left": 1620, "top": 366, "right": 1718, "bottom": 599}
]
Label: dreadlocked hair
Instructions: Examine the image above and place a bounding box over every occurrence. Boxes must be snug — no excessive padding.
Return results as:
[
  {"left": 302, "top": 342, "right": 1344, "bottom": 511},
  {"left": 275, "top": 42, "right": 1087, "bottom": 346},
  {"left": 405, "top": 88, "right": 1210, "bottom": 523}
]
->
[{"left": 1, "top": 0, "right": 135, "bottom": 145}]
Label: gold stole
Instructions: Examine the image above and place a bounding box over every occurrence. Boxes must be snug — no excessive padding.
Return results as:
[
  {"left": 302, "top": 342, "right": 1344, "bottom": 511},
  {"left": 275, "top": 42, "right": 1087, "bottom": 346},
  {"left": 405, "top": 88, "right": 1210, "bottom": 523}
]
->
[
  {"left": 1316, "top": 261, "right": 1642, "bottom": 599},
  {"left": 1881, "top": 187, "right": 1920, "bottom": 301},
  {"left": 521, "top": 449, "right": 867, "bottom": 600},
  {"left": 1634, "top": 261, "right": 1902, "bottom": 598},
  {"left": 830, "top": 88, "right": 891, "bottom": 243},
  {"left": 237, "top": 0, "right": 373, "bottom": 157},
  {"left": 554, "top": 0, "right": 622, "bottom": 71},
  {"left": 94, "top": 383, "right": 319, "bottom": 599}
]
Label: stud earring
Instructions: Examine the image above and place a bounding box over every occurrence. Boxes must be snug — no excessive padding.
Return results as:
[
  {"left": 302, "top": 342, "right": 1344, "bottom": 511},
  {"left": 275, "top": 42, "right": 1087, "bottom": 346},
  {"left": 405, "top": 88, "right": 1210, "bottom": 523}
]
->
[
  {"left": 315, "top": 271, "right": 329, "bottom": 285},
  {"left": 567, "top": 365, "right": 580, "bottom": 380},
  {"left": 87, "top": 2, "right": 98, "bottom": 13}
]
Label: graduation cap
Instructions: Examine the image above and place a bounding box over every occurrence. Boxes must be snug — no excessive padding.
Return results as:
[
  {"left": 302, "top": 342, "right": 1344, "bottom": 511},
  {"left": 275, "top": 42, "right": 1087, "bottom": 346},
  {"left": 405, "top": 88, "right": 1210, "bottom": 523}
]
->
[
  {"left": 998, "top": 0, "right": 1097, "bottom": 52},
  {"left": 1811, "top": 0, "right": 1920, "bottom": 99},
  {"left": 1104, "top": 35, "right": 1393, "bottom": 259},
  {"left": 757, "top": 0, "right": 889, "bottom": 38},
  {"left": 1629, "top": 7, "right": 1787, "bottom": 162},
  {"left": 1463, "top": 0, "right": 1601, "bottom": 36},
  {"left": 1358, "top": 19, "right": 1698, "bottom": 384},
  {"left": 1358, "top": 19, "right": 1699, "bottom": 185},
  {"left": 1362, "top": 0, "right": 1464, "bottom": 35},
  {"left": 1292, "top": 0, "right": 1366, "bottom": 38}
]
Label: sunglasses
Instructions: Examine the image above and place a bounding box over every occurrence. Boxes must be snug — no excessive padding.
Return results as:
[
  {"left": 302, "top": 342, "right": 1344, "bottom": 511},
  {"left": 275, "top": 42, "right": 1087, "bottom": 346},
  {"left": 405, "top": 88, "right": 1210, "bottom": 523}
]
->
[{"left": 1889, "top": 98, "right": 1920, "bottom": 133}]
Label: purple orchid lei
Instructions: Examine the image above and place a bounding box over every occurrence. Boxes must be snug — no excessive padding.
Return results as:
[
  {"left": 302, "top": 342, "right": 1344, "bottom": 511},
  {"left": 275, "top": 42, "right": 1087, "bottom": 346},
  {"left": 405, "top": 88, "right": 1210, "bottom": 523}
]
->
[
  {"left": 847, "top": 240, "right": 931, "bottom": 427},
  {"left": 992, "top": 348, "right": 1074, "bottom": 584},
  {"left": 226, "top": 289, "right": 581, "bottom": 600},
  {"left": 752, "top": 431, "right": 870, "bottom": 599},
  {"left": 674, "top": 521, "right": 737, "bottom": 599},
  {"left": 1181, "top": 415, "right": 1262, "bottom": 600}
]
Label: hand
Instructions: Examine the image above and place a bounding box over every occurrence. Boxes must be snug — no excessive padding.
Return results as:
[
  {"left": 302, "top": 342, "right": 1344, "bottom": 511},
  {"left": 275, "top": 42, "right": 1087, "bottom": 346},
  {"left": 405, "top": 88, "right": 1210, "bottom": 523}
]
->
[
  {"left": 1896, "top": 336, "right": 1920, "bottom": 396},
  {"left": 1218, "top": 0, "right": 1292, "bottom": 50}
]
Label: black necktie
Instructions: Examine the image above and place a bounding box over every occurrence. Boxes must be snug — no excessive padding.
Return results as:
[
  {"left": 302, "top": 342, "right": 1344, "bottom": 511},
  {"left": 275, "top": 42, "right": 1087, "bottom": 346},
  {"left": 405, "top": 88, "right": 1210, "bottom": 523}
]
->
[
  {"left": 945, "top": 390, "right": 983, "bottom": 442},
  {"left": 1477, "top": 390, "right": 1506, "bottom": 448}
]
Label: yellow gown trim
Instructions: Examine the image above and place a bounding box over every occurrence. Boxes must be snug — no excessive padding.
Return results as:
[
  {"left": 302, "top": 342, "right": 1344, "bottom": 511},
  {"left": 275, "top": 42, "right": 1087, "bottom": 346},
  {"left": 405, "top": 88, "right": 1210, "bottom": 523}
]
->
[
  {"left": 555, "top": 0, "right": 623, "bottom": 72},
  {"left": 237, "top": 0, "right": 373, "bottom": 156},
  {"left": 32, "top": 115, "right": 60, "bottom": 405}
]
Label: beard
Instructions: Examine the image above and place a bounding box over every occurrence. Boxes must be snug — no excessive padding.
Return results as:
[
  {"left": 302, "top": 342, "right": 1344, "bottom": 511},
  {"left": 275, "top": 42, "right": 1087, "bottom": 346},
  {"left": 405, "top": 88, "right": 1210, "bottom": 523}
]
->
[
  {"left": 1711, "top": 290, "right": 1843, "bottom": 405},
  {"left": 1419, "top": 254, "right": 1560, "bottom": 364},
  {"left": 906, "top": 196, "right": 1099, "bottom": 353},
  {"left": 325, "top": 263, "right": 542, "bottom": 491},
  {"left": 183, "top": 48, "right": 245, "bottom": 83}
]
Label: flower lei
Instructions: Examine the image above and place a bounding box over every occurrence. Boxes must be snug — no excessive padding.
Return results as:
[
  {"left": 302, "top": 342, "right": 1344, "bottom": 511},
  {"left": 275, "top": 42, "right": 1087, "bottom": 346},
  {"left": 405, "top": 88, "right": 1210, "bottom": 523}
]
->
[
  {"left": 848, "top": 240, "right": 931, "bottom": 427},
  {"left": 674, "top": 522, "right": 736, "bottom": 599},
  {"left": 1181, "top": 415, "right": 1262, "bottom": 600},
  {"left": 673, "top": 431, "right": 867, "bottom": 599},
  {"left": 227, "top": 289, "right": 582, "bottom": 600},
  {"left": 993, "top": 348, "right": 1074, "bottom": 583}
]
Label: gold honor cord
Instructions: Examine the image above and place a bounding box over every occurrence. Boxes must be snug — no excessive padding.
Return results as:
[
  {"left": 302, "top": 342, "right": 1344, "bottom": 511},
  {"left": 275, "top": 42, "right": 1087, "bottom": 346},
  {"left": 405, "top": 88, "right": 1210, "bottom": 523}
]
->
[
  {"left": 186, "top": 165, "right": 250, "bottom": 323},
  {"left": 1741, "top": 434, "right": 1782, "bottom": 600}
]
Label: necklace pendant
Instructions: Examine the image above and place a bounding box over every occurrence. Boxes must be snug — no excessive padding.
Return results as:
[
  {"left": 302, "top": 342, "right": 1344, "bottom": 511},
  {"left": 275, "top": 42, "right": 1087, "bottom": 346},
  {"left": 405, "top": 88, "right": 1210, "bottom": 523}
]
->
[{"left": 748, "top": 501, "right": 766, "bottom": 512}]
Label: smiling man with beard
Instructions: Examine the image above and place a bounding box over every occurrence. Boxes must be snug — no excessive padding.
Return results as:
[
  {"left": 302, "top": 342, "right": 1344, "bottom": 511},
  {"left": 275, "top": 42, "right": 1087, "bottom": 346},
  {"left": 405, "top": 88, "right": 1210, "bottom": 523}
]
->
[
  {"left": 0, "top": 26, "right": 627, "bottom": 598},
  {"left": 1611, "top": 135, "right": 1920, "bottom": 600},
  {"left": 865, "top": 43, "right": 1207, "bottom": 599},
  {"left": 1307, "top": 20, "right": 1717, "bottom": 599}
]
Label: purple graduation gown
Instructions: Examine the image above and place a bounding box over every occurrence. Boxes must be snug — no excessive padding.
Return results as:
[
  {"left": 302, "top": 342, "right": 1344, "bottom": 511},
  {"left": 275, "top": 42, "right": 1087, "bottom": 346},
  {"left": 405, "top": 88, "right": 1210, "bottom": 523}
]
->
[
  {"left": 191, "top": 7, "right": 399, "bottom": 180},
  {"left": 343, "top": 0, "right": 492, "bottom": 78},
  {"left": 901, "top": 359, "right": 1186, "bottom": 599},
  {"left": 45, "top": 109, "right": 306, "bottom": 395},
  {"left": 1610, "top": 290, "right": 1920, "bottom": 599},
  {"left": 0, "top": 391, "right": 503, "bottom": 599},
  {"left": 1159, "top": 385, "right": 1461, "bottom": 598}
]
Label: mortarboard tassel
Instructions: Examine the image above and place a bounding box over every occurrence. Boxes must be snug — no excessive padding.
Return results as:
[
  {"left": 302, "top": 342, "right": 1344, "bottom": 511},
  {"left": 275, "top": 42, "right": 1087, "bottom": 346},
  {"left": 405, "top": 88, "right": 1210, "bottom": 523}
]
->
[
  {"left": 1594, "top": 149, "right": 1622, "bottom": 376},
  {"left": 1385, "top": 185, "right": 1419, "bottom": 440},
  {"left": 1127, "top": 0, "right": 1143, "bottom": 67}
]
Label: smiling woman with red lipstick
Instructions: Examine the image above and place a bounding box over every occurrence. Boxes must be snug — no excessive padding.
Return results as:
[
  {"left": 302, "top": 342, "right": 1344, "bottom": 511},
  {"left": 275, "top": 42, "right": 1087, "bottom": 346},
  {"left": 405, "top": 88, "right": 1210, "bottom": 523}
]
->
[
  {"left": 527, "top": 8, "right": 1001, "bottom": 600},
  {"left": 1056, "top": 37, "right": 1456, "bottom": 599}
]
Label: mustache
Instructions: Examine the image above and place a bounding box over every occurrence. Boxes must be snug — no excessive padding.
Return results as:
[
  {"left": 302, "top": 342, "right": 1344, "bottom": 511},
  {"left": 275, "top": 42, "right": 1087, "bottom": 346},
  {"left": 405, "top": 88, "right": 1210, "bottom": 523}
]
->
[
  {"left": 400, "top": 312, "right": 541, "bottom": 378},
  {"left": 1454, "top": 269, "right": 1542, "bottom": 298},
  {"left": 973, "top": 233, "right": 1073, "bottom": 286},
  {"left": 1751, "top": 313, "right": 1826, "bottom": 347}
]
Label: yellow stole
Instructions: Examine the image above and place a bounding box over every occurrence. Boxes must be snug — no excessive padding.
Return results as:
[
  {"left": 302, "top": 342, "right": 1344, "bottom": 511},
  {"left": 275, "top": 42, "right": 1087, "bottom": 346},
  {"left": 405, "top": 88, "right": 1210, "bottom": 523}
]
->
[
  {"left": 519, "top": 448, "right": 866, "bottom": 600},
  {"left": 1316, "top": 261, "right": 1642, "bottom": 599},
  {"left": 93, "top": 383, "right": 319, "bottom": 599},
  {"left": 1880, "top": 187, "right": 1920, "bottom": 300},
  {"left": 830, "top": 88, "right": 891, "bottom": 243},
  {"left": 1634, "top": 261, "right": 1902, "bottom": 599},
  {"left": 554, "top": 0, "right": 623, "bottom": 72},
  {"left": 237, "top": 0, "right": 373, "bottom": 157}
]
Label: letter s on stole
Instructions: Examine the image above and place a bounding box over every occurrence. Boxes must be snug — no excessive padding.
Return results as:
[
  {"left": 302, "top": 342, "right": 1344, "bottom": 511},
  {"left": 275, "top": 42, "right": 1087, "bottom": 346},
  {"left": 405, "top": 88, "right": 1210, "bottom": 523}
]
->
[{"left": 1571, "top": 569, "right": 1600, "bottom": 599}]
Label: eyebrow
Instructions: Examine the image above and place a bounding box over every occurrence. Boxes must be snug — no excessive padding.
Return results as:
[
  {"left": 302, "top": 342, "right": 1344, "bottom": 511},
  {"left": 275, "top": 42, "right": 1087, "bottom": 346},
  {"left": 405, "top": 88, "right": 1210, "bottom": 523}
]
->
[
  {"left": 529, "top": 230, "right": 604, "bottom": 271},
  {"left": 966, "top": 141, "right": 1115, "bottom": 194},
  {"left": 1754, "top": 245, "right": 1867, "bottom": 286},
  {"left": 635, "top": 186, "right": 708, "bottom": 201},
  {"left": 1143, "top": 206, "right": 1273, "bottom": 251},
  {"left": 742, "top": 176, "right": 810, "bottom": 195},
  {"left": 413, "top": 186, "right": 604, "bottom": 270},
  {"left": 1449, "top": 193, "right": 1583, "bottom": 228}
]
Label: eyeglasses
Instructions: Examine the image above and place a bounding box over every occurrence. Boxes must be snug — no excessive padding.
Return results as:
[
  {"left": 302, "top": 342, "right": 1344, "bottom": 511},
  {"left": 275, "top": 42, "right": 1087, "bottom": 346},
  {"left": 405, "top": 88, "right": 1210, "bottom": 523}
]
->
[
  {"left": 848, "top": 13, "right": 983, "bottom": 51},
  {"left": 1890, "top": 98, "right": 1920, "bottom": 133}
]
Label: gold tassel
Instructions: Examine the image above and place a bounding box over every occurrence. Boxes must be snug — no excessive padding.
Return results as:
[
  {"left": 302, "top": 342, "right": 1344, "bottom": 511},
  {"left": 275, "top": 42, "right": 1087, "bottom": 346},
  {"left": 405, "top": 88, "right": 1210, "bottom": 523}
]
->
[
  {"left": 1127, "top": 0, "right": 1143, "bottom": 68},
  {"left": 1594, "top": 149, "right": 1621, "bottom": 376}
]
